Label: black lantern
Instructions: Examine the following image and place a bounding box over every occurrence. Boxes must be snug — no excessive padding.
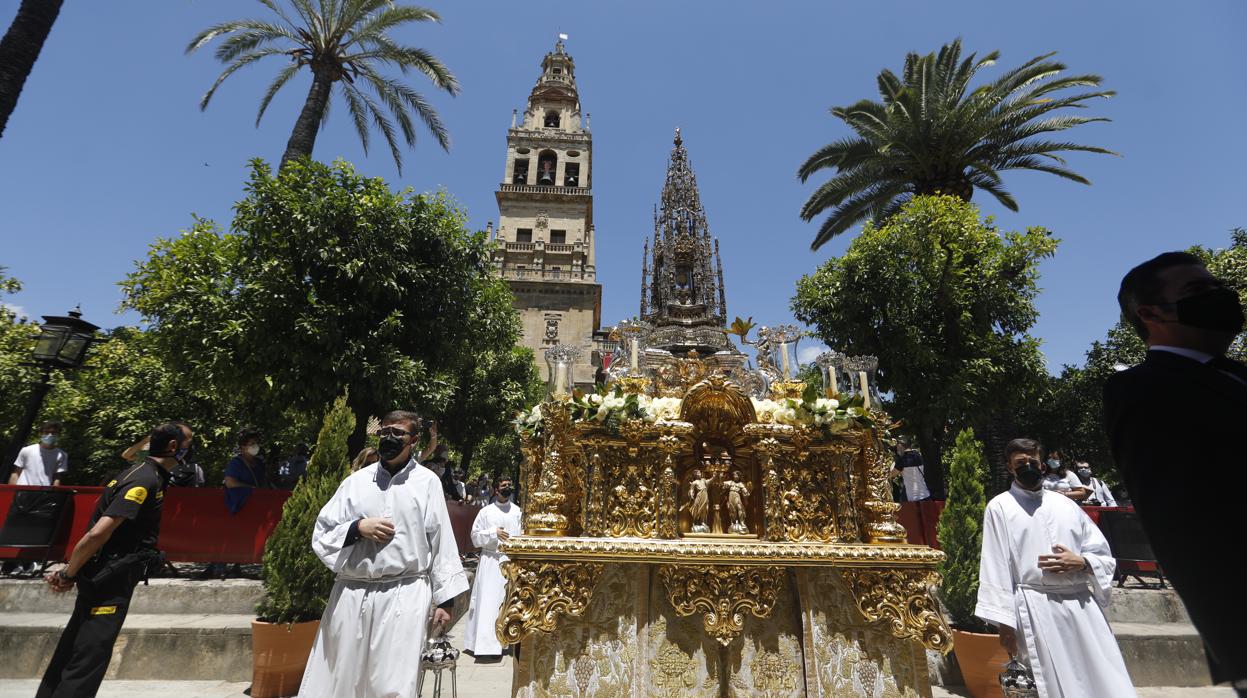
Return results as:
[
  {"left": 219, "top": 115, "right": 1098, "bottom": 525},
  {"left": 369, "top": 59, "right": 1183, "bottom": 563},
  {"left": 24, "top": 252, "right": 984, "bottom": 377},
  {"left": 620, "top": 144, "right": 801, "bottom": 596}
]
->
[
  {"left": 1, "top": 307, "right": 99, "bottom": 481},
  {"left": 31, "top": 307, "right": 99, "bottom": 368}
]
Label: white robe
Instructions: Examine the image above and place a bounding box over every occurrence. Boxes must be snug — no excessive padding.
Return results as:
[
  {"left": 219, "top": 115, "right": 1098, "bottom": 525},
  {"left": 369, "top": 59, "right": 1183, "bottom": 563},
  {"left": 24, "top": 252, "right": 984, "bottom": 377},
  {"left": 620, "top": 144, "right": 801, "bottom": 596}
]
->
[
  {"left": 299, "top": 458, "right": 469, "bottom": 698},
  {"left": 463, "top": 501, "right": 523, "bottom": 656},
  {"left": 975, "top": 483, "right": 1135, "bottom": 698}
]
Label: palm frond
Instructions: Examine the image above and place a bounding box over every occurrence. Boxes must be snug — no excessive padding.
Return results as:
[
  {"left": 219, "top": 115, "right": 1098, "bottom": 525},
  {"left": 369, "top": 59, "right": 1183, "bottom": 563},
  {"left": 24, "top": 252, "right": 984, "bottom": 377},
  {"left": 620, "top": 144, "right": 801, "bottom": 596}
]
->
[
  {"left": 256, "top": 63, "right": 302, "bottom": 126},
  {"left": 809, "top": 183, "right": 908, "bottom": 251},
  {"left": 797, "top": 137, "right": 877, "bottom": 182},
  {"left": 199, "top": 47, "right": 288, "bottom": 110},
  {"left": 341, "top": 83, "right": 372, "bottom": 153},
  {"left": 187, "top": 20, "right": 289, "bottom": 54},
  {"left": 966, "top": 171, "right": 1019, "bottom": 211},
  {"left": 213, "top": 24, "right": 300, "bottom": 63},
  {"left": 348, "top": 5, "right": 439, "bottom": 46}
]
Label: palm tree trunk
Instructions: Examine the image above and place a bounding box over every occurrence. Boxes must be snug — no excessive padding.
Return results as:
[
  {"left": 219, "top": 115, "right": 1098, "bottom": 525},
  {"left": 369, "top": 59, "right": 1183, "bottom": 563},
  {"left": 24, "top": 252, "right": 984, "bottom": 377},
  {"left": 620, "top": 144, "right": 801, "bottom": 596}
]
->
[
  {"left": 0, "top": 0, "right": 65, "bottom": 140},
  {"left": 280, "top": 71, "right": 333, "bottom": 170}
]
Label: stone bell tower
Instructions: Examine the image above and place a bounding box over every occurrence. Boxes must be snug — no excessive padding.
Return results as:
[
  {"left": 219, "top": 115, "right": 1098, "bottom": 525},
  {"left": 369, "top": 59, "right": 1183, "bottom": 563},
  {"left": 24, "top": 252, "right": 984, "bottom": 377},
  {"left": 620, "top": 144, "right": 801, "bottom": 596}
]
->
[{"left": 491, "top": 38, "right": 602, "bottom": 386}]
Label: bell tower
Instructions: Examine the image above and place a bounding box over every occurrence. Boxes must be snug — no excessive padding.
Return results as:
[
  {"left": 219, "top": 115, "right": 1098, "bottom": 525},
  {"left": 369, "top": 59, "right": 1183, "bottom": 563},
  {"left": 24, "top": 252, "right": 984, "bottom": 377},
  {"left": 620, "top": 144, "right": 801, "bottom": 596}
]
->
[{"left": 492, "top": 39, "right": 602, "bottom": 386}]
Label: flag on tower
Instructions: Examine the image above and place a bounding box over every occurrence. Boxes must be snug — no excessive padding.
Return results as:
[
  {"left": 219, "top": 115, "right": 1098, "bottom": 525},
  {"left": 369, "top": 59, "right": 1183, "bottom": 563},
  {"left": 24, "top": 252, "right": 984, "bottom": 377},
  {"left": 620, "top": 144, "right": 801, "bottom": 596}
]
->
[{"left": 558, "top": 33, "right": 568, "bottom": 40}]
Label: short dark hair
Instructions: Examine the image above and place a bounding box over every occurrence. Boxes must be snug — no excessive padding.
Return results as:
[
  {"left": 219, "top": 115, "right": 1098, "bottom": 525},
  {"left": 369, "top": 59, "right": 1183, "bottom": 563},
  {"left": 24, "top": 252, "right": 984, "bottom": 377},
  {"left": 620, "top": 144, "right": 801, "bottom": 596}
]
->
[
  {"left": 381, "top": 410, "right": 422, "bottom": 431},
  {"left": 1118, "top": 251, "right": 1205, "bottom": 340},
  {"left": 236, "top": 426, "right": 262, "bottom": 446},
  {"left": 39, "top": 420, "right": 62, "bottom": 432},
  {"left": 1004, "top": 438, "right": 1043, "bottom": 462},
  {"left": 149, "top": 422, "right": 185, "bottom": 456}
]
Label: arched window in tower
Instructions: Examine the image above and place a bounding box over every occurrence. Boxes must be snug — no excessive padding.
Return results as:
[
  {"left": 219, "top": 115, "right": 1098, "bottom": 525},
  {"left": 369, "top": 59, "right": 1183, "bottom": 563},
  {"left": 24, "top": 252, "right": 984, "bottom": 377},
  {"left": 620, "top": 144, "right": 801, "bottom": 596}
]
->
[
  {"left": 537, "top": 150, "right": 557, "bottom": 185},
  {"left": 512, "top": 158, "right": 529, "bottom": 185},
  {"left": 563, "top": 162, "right": 580, "bottom": 187},
  {"left": 544, "top": 111, "right": 561, "bottom": 128}
]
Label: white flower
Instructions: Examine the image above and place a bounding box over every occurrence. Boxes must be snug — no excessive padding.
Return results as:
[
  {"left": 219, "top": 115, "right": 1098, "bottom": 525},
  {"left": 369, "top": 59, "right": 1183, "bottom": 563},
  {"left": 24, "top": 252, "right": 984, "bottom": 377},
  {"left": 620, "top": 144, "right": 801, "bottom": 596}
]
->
[
  {"left": 649, "top": 397, "right": 682, "bottom": 421},
  {"left": 814, "top": 397, "right": 839, "bottom": 412}
]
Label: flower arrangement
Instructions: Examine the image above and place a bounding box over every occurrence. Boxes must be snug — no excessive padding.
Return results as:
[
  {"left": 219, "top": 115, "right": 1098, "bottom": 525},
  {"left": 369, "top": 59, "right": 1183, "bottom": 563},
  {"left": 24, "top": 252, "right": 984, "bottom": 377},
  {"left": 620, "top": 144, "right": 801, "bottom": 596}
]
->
[{"left": 515, "top": 381, "right": 884, "bottom": 439}]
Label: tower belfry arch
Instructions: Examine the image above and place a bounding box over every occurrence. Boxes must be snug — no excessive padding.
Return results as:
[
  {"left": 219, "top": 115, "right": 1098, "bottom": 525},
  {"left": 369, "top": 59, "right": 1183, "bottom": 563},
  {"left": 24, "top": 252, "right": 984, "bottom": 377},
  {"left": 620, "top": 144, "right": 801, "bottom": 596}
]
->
[{"left": 491, "top": 39, "right": 604, "bottom": 387}]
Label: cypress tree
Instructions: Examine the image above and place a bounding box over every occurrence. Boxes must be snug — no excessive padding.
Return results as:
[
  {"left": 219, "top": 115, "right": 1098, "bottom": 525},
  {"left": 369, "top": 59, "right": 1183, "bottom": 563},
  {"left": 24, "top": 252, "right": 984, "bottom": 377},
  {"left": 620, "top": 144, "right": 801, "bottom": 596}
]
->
[
  {"left": 256, "top": 393, "right": 355, "bottom": 623},
  {"left": 937, "top": 427, "right": 992, "bottom": 633}
]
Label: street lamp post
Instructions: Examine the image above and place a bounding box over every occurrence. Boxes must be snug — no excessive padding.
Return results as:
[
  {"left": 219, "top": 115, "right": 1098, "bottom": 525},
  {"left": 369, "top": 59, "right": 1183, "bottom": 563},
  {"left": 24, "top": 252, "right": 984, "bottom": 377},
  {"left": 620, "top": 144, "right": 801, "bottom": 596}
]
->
[{"left": 2, "top": 307, "right": 98, "bottom": 480}]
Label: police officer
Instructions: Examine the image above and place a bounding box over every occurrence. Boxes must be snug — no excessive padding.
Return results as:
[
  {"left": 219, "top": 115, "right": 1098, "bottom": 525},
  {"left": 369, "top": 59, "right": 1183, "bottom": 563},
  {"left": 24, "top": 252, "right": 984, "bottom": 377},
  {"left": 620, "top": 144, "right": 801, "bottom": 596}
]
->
[{"left": 37, "top": 422, "right": 183, "bottom": 697}]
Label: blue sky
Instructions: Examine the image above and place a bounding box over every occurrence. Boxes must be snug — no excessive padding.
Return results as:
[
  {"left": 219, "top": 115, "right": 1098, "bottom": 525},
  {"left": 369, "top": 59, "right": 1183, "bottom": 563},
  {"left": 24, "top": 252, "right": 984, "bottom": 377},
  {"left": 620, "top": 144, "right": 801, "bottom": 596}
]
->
[{"left": 2, "top": 1, "right": 1244, "bottom": 371}]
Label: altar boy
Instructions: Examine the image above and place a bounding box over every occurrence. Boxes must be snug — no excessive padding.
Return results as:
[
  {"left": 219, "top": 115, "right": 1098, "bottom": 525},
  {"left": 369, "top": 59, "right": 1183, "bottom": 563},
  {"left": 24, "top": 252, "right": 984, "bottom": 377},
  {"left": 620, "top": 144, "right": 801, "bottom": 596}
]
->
[
  {"left": 299, "top": 410, "right": 468, "bottom": 697},
  {"left": 974, "top": 437, "right": 1134, "bottom": 698},
  {"left": 463, "top": 476, "right": 523, "bottom": 659}
]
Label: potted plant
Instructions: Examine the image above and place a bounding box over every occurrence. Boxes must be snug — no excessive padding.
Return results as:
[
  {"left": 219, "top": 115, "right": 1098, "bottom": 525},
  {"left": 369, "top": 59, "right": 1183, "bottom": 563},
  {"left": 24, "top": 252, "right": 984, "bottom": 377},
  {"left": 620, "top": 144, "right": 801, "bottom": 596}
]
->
[
  {"left": 251, "top": 394, "right": 354, "bottom": 698},
  {"left": 938, "top": 428, "right": 1009, "bottom": 698}
]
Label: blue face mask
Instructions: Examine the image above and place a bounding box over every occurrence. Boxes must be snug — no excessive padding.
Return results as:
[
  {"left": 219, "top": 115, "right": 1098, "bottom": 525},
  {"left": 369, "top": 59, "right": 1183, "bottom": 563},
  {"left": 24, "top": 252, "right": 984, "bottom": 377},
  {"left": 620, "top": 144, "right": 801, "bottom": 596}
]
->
[
  {"left": 175, "top": 447, "right": 189, "bottom": 461},
  {"left": 40, "top": 434, "right": 58, "bottom": 447}
]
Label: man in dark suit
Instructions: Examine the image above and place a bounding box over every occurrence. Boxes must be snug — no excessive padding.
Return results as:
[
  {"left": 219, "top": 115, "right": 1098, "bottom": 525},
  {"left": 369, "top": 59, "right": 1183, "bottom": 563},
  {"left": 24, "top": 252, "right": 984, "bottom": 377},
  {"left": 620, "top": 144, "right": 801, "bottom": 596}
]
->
[{"left": 1104, "top": 251, "right": 1247, "bottom": 691}]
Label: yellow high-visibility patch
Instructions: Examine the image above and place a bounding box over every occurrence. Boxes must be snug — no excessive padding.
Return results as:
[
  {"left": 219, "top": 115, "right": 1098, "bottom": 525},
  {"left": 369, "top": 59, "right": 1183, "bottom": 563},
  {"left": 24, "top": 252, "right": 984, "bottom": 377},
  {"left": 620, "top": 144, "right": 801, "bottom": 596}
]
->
[
  {"left": 155, "top": 490, "right": 164, "bottom": 500},
  {"left": 90, "top": 605, "right": 117, "bottom": 615},
  {"left": 123, "top": 487, "right": 148, "bottom": 504},
  {"left": 107, "top": 480, "right": 117, "bottom": 487}
]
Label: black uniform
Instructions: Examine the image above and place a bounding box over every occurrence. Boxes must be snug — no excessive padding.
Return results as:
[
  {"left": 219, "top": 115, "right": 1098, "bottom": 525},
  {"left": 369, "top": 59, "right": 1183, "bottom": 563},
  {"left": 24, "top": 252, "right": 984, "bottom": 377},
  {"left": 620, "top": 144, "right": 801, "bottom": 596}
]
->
[{"left": 37, "top": 458, "right": 170, "bottom": 698}]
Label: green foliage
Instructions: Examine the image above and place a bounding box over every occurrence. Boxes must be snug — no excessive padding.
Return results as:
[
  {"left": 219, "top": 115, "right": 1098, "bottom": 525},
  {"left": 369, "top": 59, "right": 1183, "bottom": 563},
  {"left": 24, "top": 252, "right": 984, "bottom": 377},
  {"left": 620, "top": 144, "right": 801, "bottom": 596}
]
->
[
  {"left": 792, "top": 196, "right": 1055, "bottom": 493},
  {"left": 0, "top": 268, "right": 39, "bottom": 447},
  {"left": 188, "top": 0, "right": 459, "bottom": 172},
  {"left": 440, "top": 345, "right": 543, "bottom": 475},
  {"left": 474, "top": 431, "right": 522, "bottom": 482},
  {"left": 121, "top": 159, "right": 517, "bottom": 449},
  {"left": 1016, "top": 321, "right": 1145, "bottom": 487},
  {"left": 256, "top": 393, "right": 354, "bottom": 624},
  {"left": 798, "top": 38, "right": 1115, "bottom": 249},
  {"left": 937, "top": 428, "right": 991, "bottom": 633}
]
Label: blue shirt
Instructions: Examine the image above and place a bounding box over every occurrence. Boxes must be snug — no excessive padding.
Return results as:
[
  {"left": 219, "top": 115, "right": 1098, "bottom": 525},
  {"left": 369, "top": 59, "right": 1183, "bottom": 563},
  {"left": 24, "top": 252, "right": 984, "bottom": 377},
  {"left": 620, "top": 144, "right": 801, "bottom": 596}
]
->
[{"left": 223, "top": 455, "right": 266, "bottom": 513}]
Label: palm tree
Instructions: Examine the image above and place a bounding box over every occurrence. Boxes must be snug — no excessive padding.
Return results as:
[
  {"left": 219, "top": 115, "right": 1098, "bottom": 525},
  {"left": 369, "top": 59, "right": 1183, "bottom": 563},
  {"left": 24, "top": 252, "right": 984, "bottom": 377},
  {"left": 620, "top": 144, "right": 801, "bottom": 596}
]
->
[
  {"left": 0, "top": 0, "right": 65, "bottom": 140},
  {"left": 188, "top": 0, "right": 459, "bottom": 173},
  {"left": 798, "top": 39, "right": 1116, "bottom": 250}
]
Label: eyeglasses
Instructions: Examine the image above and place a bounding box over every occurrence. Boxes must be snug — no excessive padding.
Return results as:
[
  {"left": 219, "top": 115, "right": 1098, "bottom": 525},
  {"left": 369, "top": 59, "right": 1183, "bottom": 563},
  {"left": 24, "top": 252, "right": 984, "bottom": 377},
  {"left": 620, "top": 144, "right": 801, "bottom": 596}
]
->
[{"left": 378, "top": 427, "right": 411, "bottom": 438}]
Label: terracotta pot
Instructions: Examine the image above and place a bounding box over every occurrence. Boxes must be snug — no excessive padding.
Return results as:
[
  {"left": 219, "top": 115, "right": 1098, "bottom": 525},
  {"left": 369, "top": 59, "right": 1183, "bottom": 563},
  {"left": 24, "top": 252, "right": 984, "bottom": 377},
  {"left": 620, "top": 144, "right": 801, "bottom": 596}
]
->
[
  {"left": 251, "top": 619, "right": 319, "bottom": 698},
  {"left": 952, "top": 629, "right": 1011, "bottom": 698}
]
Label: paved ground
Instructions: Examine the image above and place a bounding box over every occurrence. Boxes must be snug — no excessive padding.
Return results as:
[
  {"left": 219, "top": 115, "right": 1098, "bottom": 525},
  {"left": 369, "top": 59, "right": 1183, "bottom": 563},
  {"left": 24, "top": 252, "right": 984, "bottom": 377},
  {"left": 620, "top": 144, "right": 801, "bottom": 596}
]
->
[
  {"left": 0, "top": 680, "right": 1233, "bottom": 697},
  {"left": 0, "top": 618, "right": 511, "bottom": 698}
]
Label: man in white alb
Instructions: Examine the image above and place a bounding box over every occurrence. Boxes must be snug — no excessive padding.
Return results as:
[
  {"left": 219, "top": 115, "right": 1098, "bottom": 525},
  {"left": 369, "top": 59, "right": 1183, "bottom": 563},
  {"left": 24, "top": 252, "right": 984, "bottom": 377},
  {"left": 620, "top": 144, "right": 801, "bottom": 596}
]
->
[
  {"left": 975, "top": 438, "right": 1134, "bottom": 698},
  {"left": 463, "top": 476, "right": 522, "bottom": 659},
  {"left": 299, "top": 410, "right": 468, "bottom": 698}
]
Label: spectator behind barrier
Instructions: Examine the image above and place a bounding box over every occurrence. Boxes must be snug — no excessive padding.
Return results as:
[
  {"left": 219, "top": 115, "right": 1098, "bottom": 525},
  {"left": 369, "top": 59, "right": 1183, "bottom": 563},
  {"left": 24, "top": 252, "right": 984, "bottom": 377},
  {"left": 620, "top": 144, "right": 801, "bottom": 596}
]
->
[{"left": 9, "top": 420, "right": 68, "bottom": 487}]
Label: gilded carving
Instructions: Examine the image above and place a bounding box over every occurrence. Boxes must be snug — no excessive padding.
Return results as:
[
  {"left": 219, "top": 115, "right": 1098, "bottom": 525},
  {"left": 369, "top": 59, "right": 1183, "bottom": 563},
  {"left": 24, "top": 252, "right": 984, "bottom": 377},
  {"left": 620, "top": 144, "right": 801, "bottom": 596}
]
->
[
  {"left": 495, "top": 560, "right": 604, "bottom": 644},
  {"left": 856, "top": 435, "right": 907, "bottom": 544},
  {"left": 658, "top": 565, "right": 785, "bottom": 645},
  {"left": 840, "top": 568, "right": 952, "bottom": 654}
]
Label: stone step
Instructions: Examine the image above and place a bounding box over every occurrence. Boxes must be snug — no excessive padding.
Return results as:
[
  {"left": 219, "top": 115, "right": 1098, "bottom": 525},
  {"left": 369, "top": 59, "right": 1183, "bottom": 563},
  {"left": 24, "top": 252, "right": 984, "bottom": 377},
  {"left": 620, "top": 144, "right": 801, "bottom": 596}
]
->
[
  {"left": 0, "top": 613, "right": 254, "bottom": 682},
  {"left": 1115, "top": 621, "right": 1213, "bottom": 688},
  {"left": 1, "top": 586, "right": 475, "bottom": 683},
  {"left": 1107, "top": 586, "right": 1191, "bottom": 624},
  {"left": 0, "top": 578, "right": 263, "bottom": 615}
]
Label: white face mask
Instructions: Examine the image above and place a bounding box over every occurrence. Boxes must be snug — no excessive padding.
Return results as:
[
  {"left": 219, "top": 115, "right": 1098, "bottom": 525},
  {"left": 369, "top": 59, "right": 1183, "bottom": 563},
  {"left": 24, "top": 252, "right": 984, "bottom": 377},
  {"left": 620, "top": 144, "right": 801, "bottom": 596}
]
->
[{"left": 245, "top": 445, "right": 260, "bottom": 457}]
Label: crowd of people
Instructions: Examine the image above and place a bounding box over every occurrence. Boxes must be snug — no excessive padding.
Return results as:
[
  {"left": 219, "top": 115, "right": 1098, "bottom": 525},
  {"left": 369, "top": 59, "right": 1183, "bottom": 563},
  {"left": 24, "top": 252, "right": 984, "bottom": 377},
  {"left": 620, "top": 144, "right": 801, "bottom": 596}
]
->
[
  {"left": 12, "top": 249, "right": 1247, "bottom": 696},
  {"left": 891, "top": 441, "right": 1120, "bottom": 508}
]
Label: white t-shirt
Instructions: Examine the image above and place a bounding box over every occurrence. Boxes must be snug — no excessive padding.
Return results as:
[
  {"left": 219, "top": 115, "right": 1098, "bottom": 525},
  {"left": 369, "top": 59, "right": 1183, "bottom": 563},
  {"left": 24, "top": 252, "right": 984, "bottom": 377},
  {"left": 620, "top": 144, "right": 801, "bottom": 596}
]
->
[
  {"left": 12, "top": 444, "right": 68, "bottom": 486},
  {"left": 1042, "top": 469, "right": 1085, "bottom": 493}
]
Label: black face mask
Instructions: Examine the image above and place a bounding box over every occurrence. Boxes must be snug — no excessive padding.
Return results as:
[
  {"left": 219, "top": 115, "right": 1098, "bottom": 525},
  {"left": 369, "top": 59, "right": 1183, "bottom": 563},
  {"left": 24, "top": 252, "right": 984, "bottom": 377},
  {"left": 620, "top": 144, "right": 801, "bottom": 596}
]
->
[
  {"left": 1174, "top": 288, "right": 1245, "bottom": 334},
  {"left": 499, "top": 487, "right": 513, "bottom": 498},
  {"left": 377, "top": 435, "right": 406, "bottom": 462},
  {"left": 1013, "top": 460, "right": 1044, "bottom": 489}
]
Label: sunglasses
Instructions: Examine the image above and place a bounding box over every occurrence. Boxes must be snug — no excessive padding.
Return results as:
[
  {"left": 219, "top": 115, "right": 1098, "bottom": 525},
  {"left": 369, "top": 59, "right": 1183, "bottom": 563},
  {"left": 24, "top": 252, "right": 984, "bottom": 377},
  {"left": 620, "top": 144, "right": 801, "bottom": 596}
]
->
[{"left": 378, "top": 427, "right": 412, "bottom": 438}]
